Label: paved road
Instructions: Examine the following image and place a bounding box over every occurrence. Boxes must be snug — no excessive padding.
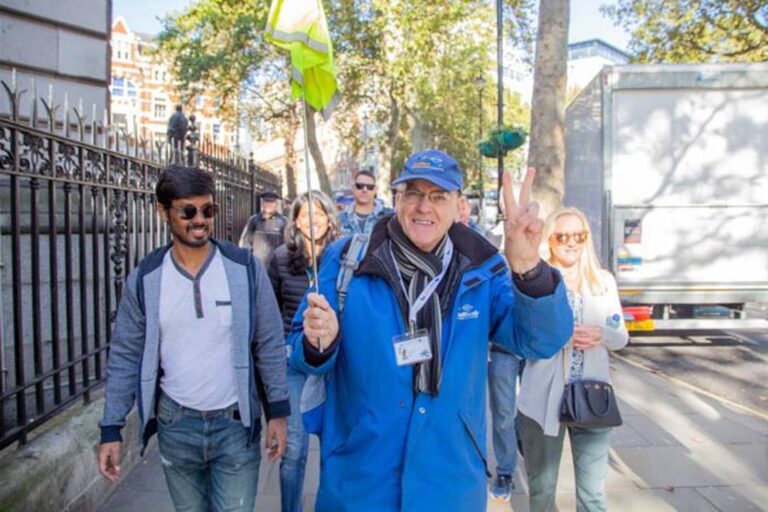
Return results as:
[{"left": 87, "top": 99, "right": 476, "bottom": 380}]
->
[
  {"left": 621, "top": 327, "right": 768, "bottom": 417},
  {"left": 100, "top": 354, "right": 768, "bottom": 512}
]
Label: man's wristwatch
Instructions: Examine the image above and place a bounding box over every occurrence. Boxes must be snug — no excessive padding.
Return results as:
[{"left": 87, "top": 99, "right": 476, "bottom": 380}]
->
[{"left": 513, "top": 260, "right": 543, "bottom": 281}]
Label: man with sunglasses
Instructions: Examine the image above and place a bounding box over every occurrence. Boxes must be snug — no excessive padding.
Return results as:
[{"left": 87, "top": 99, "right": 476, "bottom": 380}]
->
[
  {"left": 288, "top": 149, "right": 573, "bottom": 511},
  {"left": 338, "top": 169, "right": 393, "bottom": 235},
  {"left": 98, "top": 166, "right": 289, "bottom": 512}
]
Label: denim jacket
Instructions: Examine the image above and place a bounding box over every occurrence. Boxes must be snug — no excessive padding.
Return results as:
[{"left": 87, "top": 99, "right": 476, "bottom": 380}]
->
[
  {"left": 99, "top": 239, "right": 289, "bottom": 449},
  {"left": 338, "top": 198, "right": 393, "bottom": 235}
]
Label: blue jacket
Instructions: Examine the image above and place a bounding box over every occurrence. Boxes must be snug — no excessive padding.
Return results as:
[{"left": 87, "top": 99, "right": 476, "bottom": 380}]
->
[
  {"left": 338, "top": 198, "right": 394, "bottom": 235},
  {"left": 288, "top": 221, "right": 572, "bottom": 512},
  {"left": 100, "top": 239, "right": 289, "bottom": 449}
]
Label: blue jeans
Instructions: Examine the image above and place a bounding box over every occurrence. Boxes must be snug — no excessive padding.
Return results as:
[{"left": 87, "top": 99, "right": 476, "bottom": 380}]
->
[
  {"left": 517, "top": 412, "right": 611, "bottom": 512},
  {"left": 280, "top": 367, "right": 310, "bottom": 512},
  {"left": 156, "top": 392, "right": 261, "bottom": 512},
  {"left": 488, "top": 349, "right": 521, "bottom": 477}
]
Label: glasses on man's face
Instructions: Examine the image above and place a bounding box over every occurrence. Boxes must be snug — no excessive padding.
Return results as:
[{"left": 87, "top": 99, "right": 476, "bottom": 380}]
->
[
  {"left": 552, "top": 232, "right": 588, "bottom": 245},
  {"left": 354, "top": 183, "right": 375, "bottom": 191},
  {"left": 171, "top": 203, "right": 219, "bottom": 220},
  {"left": 399, "top": 189, "right": 454, "bottom": 206}
]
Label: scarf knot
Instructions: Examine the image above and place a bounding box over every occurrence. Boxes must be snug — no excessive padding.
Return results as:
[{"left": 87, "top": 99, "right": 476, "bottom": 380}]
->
[{"left": 387, "top": 217, "right": 451, "bottom": 396}]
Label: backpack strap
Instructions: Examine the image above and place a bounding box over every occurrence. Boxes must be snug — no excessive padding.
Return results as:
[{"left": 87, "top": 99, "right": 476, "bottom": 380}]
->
[{"left": 336, "top": 233, "right": 371, "bottom": 314}]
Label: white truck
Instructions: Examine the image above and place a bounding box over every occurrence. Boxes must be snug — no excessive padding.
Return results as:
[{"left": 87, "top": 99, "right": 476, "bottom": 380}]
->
[{"left": 565, "top": 63, "right": 768, "bottom": 331}]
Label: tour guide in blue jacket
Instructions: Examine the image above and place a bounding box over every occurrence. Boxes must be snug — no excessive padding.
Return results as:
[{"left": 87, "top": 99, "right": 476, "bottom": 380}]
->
[{"left": 289, "top": 149, "right": 573, "bottom": 512}]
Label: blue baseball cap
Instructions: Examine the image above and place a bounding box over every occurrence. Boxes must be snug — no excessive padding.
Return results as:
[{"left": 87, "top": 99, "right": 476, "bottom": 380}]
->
[{"left": 392, "top": 149, "right": 463, "bottom": 191}]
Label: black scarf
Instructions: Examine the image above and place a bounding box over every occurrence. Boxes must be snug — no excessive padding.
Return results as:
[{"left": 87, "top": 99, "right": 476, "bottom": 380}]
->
[{"left": 387, "top": 217, "right": 452, "bottom": 396}]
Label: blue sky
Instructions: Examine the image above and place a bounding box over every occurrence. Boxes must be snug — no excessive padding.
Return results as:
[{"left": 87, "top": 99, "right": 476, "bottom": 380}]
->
[{"left": 113, "top": 0, "right": 631, "bottom": 50}]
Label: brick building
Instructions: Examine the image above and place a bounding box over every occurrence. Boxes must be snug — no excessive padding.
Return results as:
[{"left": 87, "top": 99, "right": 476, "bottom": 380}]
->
[{"left": 110, "top": 16, "right": 235, "bottom": 149}]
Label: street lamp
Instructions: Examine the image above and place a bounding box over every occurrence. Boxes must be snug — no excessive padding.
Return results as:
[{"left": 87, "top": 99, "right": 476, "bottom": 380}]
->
[
  {"left": 475, "top": 75, "right": 486, "bottom": 213},
  {"left": 496, "top": 0, "right": 504, "bottom": 221}
]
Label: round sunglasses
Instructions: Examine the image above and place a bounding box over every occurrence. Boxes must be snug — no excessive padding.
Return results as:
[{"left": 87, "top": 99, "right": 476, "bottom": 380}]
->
[
  {"left": 169, "top": 203, "right": 219, "bottom": 220},
  {"left": 551, "top": 232, "right": 588, "bottom": 245}
]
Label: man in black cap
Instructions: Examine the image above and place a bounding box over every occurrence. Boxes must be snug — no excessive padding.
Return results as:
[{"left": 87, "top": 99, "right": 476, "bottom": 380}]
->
[{"left": 239, "top": 191, "right": 287, "bottom": 264}]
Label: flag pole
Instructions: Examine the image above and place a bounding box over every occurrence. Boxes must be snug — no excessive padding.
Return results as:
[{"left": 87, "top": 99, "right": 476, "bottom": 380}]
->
[
  {"left": 299, "top": 97, "right": 323, "bottom": 352},
  {"left": 300, "top": 98, "right": 321, "bottom": 293}
]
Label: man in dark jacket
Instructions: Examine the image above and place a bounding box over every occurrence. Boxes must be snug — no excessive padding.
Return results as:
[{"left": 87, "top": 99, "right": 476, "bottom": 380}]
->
[
  {"left": 167, "top": 104, "right": 188, "bottom": 155},
  {"left": 98, "top": 166, "right": 288, "bottom": 512},
  {"left": 239, "top": 191, "right": 288, "bottom": 264}
]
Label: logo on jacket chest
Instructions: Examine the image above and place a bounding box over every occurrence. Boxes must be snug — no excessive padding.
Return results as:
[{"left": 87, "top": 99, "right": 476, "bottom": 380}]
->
[{"left": 457, "top": 303, "right": 480, "bottom": 321}]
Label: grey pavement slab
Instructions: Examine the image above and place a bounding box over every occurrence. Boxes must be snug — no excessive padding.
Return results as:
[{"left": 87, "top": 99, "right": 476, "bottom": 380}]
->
[
  {"left": 696, "top": 485, "right": 768, "bottom": 512},
  {"left": 99, "top": 357, "right": 768, "bottom": 511}
]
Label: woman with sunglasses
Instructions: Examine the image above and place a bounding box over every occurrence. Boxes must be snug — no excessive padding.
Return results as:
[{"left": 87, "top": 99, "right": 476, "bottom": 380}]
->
[
  {"left": 267, "top": 191, "right": 340, "bottom": 512},
  {"left": 516, "top": 207, "right": 628, "bottom": 512}
]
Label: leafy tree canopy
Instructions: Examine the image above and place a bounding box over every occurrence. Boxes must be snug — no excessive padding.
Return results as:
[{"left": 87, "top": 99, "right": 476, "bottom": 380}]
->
[
  {"left": 602, "top": 0, "right": 768, "bottom": 63},
  {"left": 156, "top": 0, "right": 533, "bottom": 186}
]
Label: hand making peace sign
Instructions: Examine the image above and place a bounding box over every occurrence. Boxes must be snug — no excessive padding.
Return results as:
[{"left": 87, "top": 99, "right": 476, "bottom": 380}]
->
[{"left": 502, "top": 167, "right": 544, "bottom": 274}]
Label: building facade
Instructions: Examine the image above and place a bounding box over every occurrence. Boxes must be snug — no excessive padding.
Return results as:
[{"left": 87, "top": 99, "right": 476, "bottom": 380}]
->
[
  {"left": 110, "top": 16, "right": 235, "bottom": 150},
  {"left": 0, "top": 0, "right": 110, "bottom": 121},
  {"left": 567, "top": 39, "right": 629, "bottom": 90}
]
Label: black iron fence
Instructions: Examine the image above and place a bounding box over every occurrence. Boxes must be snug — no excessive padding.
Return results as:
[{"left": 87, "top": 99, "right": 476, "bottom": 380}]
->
[{"left": 0, "top": 76, "right": 280, "bottom": 448}]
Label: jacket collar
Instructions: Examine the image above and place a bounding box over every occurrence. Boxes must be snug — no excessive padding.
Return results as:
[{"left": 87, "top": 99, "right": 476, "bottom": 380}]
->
[
  {"left": 137, "top": 238, "right": 251, "bottom": 278},
  {"left": 345, "top": 197, "right": 386, "bottom": 217},
  {"left": 357, "top": 215, "right": 499, "bottom": 277}
]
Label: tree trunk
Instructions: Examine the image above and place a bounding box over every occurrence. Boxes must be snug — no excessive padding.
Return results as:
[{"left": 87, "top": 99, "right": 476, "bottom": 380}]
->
[
  {"left": 386, "top": 85, "right": 401, "bottom": 184},
  {"left": 282, "top": 106, "right": 299, "bottom": 199},
  {"left": 527, "top": 0, "right": 569, "bottom": 219},
  {"left": 304, "top": 107, "right": 332, "bottom": 195}
]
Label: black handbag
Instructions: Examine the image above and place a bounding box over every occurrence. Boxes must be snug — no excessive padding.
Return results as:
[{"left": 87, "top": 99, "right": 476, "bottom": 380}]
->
[
  {"left": 560, "top": 379, "right": 623, "bottom": 428},
  {"left": 559, "top": 347, "right": 622, "bottom": 428}
]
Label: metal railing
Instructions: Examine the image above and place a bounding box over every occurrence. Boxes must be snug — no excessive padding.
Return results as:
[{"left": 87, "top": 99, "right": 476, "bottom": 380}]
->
[{"left": 0, "top": 74, "right": 280, "bottom": 448}]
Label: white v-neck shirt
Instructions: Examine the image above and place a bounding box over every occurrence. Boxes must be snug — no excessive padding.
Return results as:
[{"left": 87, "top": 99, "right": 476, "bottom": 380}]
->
[{"left": 158, "top": 245, "right": 238, "bottom": 411}]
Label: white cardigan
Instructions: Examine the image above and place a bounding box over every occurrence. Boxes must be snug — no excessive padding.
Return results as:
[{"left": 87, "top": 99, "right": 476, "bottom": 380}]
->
[{"left": 517, "top": 270, "right": 629, "bottom": 436}]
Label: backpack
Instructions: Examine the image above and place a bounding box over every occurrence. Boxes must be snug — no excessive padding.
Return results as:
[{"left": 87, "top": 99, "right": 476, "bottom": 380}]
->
[{"left": 300, "top": 233, "right": 371, "bottom": 435}]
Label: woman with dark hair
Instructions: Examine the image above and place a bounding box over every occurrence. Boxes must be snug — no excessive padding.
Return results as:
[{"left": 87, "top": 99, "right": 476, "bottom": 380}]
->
[{"left": 267, "top": 190, "right": 339, "bottom": 512}]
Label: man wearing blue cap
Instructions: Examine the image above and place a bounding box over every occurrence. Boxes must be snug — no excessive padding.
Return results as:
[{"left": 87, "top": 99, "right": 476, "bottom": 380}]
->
[{"left": 288, "top": 149, "right": 573, "bottom": 511}]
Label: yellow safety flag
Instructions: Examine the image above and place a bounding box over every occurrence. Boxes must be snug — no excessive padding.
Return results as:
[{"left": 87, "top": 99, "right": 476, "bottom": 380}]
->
[{"left": 265, "top": 0, "right": 340, "bottom": 119}]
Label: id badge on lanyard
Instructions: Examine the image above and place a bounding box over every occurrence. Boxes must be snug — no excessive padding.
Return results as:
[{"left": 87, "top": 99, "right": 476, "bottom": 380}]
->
[
  {"left": 390, "top": 238, "right": 453, "bottom": 367},
  {"left": 392, "top": 329, "right": 432, "bottom": 366}
]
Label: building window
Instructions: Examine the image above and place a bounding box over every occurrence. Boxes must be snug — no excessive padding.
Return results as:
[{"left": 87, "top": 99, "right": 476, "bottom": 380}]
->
[
  {"left": 113, "top": 40, "right": 131, "bottom": 61},
  {"left": 112, "top": 113, "right": 128, "bottom": 128},
  {"left": 111, "top": 77, "right": 137, "bottom": 98},
  {"left": 112, "top": 77, "right": 125, "bottom": 96},
  {"left": 154, "top": 103, "right": 167, "bottom": 119}
]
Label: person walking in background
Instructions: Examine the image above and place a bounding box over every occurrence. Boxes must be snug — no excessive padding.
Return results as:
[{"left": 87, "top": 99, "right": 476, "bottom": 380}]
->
[
  {"left": 517, "top": 207, "right": 629, "bottom": 512},
  {"left": 287, "top": 149, "right": 573, "bottom": 512},
  {"left": 98, "top": 166, "right": 289, "bottom": 512},
  {"left": 457, "top": 195, "right": 487, "bottom": 237},
  {"left": 338, "top": 169, "right": 393, "bottom": 235},
  {"left": 240, "top": 190, "right": 287, "bottom": 264},
  {"left": 166, "top": 104, "right": 188, "bottom": 158},
  {"left": 267, "top": 191, "right": 340, "bottom": 512},
  {"left": 458, "top": 194, "right": 522, "bottom": 502}
]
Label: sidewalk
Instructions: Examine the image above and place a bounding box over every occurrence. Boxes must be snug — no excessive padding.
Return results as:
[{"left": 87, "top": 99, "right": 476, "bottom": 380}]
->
[{"left": 99, "top": 358, "right": 768, "bottom": 511}]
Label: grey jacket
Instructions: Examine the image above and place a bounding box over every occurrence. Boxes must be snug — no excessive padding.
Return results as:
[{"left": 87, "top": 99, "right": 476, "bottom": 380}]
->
[
  {"left": 517, "top": 270, "right": 629, "bottom": 436},
  {"left": 99, "top": 239, "right": 289, "bottom": 448}
]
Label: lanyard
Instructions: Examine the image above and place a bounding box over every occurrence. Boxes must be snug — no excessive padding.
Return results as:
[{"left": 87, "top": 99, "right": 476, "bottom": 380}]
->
[{"left": 391, "top": 237, "right": 454, "bottom": 333}]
